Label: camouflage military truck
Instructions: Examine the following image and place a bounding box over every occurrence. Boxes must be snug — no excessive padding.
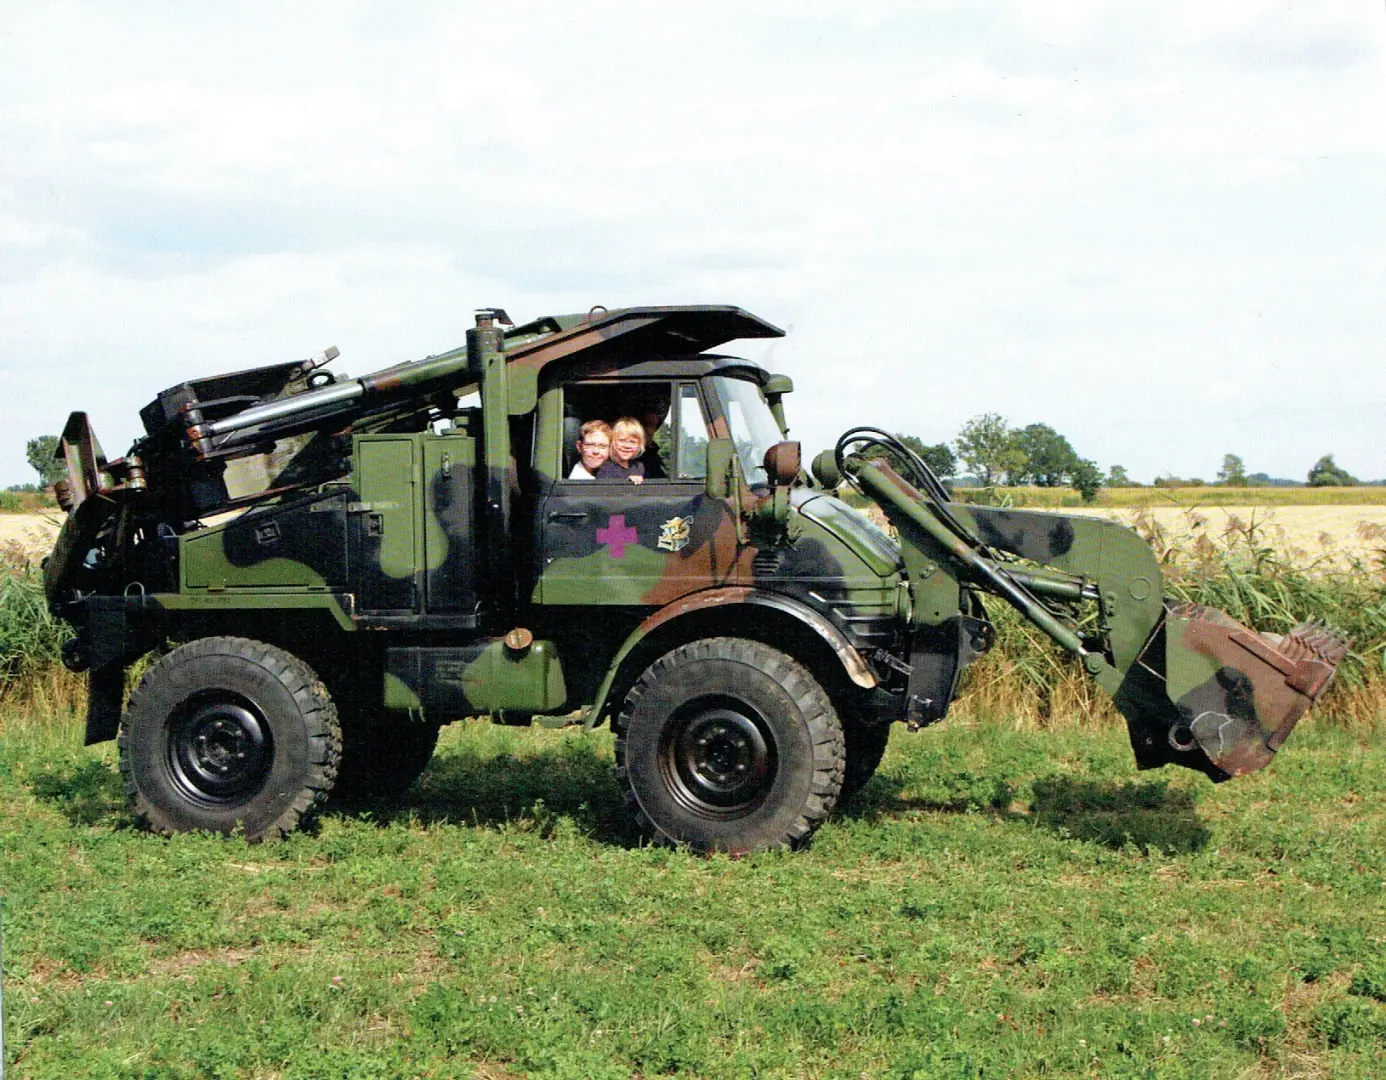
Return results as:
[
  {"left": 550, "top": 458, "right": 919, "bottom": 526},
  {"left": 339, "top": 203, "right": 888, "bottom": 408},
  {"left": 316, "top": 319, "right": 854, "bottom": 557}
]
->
[{"left": 44, "top": 306, "right": 1347, "bottom": 851}]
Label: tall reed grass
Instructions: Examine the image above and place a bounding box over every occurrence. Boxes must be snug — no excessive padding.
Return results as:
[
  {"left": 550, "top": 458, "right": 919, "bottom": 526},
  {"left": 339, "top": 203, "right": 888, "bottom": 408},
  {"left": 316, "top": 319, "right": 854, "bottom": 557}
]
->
[
  {"left": 953, "top": 485, "right": 1386, "bottom": 509},
  {"left": 954, "top": 509, "right": 1386, "bottom": 731},
  {"left": 0, "top": 544, "right": 83, "bottom": 736},
  {"left": 0, "top": 545, "right": 69, "bottom": 683}
]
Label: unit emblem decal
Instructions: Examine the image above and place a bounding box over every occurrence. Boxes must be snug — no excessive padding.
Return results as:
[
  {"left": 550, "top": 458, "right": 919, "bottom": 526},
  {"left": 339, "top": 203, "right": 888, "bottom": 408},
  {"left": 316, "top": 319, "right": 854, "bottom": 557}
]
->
[{"left": 657, "top": 516, "right": 691, "bottom": 553}]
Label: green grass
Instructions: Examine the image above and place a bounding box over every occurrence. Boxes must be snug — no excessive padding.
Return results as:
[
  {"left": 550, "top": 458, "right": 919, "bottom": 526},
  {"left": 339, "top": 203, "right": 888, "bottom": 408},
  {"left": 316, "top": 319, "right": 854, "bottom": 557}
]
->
[
  {"left": 4, "top": 710, "right": 1384, "bottom": 1078},
  {"left": 0, "top": 555, "right": 69, "bottom": 698}
]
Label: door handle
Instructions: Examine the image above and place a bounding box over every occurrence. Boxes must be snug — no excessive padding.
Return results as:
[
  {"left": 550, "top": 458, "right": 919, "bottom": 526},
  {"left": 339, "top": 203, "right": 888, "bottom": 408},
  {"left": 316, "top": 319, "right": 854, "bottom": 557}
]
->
[{"left": 547, "top": 511, "right": 588, "bottom": 523}]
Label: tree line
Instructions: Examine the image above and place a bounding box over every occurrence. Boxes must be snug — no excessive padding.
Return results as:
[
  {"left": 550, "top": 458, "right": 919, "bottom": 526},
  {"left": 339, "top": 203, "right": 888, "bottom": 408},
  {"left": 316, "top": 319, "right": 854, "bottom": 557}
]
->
[
  {"left": 13, "top": 431, "right": 1373, "bottom": 499},
  {"left": 851, "top": 419, "right": 1371, "bottom": 504}
]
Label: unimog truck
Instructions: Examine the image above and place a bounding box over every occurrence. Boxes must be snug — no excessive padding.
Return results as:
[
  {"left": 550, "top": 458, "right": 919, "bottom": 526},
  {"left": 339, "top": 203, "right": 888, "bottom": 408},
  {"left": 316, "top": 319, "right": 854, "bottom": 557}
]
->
[{"left": 44, "top": 306, "right": 1347, "bottom": 851}]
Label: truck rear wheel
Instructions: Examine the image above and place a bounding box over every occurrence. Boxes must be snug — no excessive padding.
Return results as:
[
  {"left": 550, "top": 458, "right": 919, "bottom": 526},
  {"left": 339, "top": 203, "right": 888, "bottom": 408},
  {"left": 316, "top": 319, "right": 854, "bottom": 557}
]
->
[
  {"left": 118, "top": 637, "right": 341, "bottom": 841},
  {"left": 614, "top": 638, "right": 844, "bottom": 853}
]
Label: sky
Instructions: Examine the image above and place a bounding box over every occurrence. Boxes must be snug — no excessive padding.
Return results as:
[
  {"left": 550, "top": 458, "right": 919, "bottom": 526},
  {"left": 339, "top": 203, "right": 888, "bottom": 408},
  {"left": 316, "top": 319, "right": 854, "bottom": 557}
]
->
[{"left": 2, "top": 1, "right": 1383, "bottom": 486}]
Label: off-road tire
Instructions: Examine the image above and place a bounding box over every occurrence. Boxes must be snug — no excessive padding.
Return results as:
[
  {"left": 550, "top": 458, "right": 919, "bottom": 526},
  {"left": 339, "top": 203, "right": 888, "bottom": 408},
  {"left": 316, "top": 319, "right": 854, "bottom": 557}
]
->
[
  {"left": 614, "top": 638, "right": 844, "bottom": 853},
  {"left": 841, "top": 721, "right": 892, "bottom": 800},
  {"left": 118, "top": 637, "right": 341, "bottom": 841},
  {"left": 332, "top": 721, "right": 441, "bottom": 802}
]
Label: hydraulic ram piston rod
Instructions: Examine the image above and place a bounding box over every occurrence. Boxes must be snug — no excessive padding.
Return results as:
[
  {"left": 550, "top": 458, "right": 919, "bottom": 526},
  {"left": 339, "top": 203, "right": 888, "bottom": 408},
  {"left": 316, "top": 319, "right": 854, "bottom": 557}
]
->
[{"left": 852, "top": 459, "right": 1088, "bottom": 655}]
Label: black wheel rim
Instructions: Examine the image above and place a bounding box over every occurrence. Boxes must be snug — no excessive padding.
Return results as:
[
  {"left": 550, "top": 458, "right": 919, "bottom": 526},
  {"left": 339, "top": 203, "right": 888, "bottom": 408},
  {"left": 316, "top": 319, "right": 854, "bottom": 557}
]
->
[
  {"left": 167, "top": 693, "right": 273, "bottom": 807},
  {"left": 658, "top": 696, "right": 778, "bottom": 818}
]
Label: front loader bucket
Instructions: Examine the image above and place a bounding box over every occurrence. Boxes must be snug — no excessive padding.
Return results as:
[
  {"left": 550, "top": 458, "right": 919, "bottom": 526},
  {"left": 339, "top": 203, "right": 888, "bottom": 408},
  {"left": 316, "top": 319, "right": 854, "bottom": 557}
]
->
[{"left": 1117, "top": 603, "right": 1347, "bottom": 782}]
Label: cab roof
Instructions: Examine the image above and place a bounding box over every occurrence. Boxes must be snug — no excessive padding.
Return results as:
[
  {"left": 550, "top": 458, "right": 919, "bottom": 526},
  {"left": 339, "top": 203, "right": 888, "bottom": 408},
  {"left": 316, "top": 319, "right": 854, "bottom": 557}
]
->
[{"left": 504, "top": 305, "right": 784, "bottom": 376}]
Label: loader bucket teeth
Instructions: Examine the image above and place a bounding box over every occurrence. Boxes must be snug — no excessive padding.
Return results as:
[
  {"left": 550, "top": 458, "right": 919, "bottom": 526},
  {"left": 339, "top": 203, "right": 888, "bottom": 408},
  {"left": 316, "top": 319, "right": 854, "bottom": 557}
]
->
[{"left": 1154, "top": 603, "right": 1348, "bottom": 779}]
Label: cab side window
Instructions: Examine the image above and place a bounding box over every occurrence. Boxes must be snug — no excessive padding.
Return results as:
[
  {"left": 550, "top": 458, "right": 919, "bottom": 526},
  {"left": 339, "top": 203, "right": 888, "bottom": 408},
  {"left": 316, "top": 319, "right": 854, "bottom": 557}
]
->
[
  {"left": 561, "top": 381, "right": 714, "bottom": 485},
  {"left": 675, "top": 383, "right": 709, "bottom": 480}
]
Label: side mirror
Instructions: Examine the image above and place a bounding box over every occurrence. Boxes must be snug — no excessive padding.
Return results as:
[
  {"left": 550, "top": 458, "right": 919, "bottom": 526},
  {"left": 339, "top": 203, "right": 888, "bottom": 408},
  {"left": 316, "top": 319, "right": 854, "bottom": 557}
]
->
[
  {"left": 706, "top": 437, "right": 735, "bottom": 499},
  {"left": 763, "top": 374, "right": 794, "bottom": 437},
  {"left": 749, "top": 441, "right": 800, "bottom": 547}
]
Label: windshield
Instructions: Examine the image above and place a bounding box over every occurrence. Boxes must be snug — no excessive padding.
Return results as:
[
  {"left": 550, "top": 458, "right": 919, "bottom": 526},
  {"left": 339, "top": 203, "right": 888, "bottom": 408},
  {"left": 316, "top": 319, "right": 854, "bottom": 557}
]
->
[{"left": 709, "top": 375, "right": 783, "bottom": 488}]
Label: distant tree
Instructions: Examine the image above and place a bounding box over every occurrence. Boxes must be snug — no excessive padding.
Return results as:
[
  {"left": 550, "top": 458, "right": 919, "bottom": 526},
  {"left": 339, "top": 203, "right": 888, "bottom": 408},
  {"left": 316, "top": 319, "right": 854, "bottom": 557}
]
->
[
  {"left": 863, "top": 434, "right": 956, "bottom": 479},
  {"left": 1307, "top": 454, "right": 1358, "bottom": 487},
  {"left": 1106, "top": 464, "right": 1135, "bottom": 487},
  {"left": 914, "top": 440, "right": 958, "bottom": 480},
  {"left": 1217, "top": 453, "right": 1247, "bottom": 486},
  {"left": 955, "top": 413, "right": 1025, "bottom": 487},
  {"left": 1011, "top": 423, "right": 1080, "bottom": 487},
  {"left": 25, "top": 435, "right": 64, "bottom": 487},
  {"left": 1070, "top": 458, "right": 1104, "bottom": 504}
]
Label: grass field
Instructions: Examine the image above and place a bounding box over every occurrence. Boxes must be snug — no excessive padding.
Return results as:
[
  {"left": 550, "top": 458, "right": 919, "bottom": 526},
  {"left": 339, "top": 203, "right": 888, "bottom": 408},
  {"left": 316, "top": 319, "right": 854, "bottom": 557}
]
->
[
  {"left": 3, "top": 494, "right": 1384, "bottom": 1077},
  {"left": 3, "top": 708, "right": 1385, "bottom": 1079},
  {"left": 953, "top": 486, "right": 1386, "bottom": 509}
]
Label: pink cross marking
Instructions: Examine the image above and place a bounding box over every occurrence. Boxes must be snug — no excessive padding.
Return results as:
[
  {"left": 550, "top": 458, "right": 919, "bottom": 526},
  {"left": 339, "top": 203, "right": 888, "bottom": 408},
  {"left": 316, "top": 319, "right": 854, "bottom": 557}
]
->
[{"left": 596, "top": 514, "right": 638, "bottom": 559}]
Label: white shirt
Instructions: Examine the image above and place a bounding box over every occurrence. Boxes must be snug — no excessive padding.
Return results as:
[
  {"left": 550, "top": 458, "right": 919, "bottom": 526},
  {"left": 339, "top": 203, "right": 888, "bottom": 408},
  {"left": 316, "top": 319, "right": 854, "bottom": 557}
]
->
[{"left": 569, "top": 462, "right": 597, "bottom": 479}]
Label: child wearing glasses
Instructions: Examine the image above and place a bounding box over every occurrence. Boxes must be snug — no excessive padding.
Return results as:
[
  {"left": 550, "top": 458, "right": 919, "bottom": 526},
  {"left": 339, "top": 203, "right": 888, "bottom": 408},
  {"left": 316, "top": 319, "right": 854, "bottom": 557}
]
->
[
  {"left": 596, "top": 417, "right": 647, "bottom": 485},
  {"left": 569, "top": 420, "right": 612, "bottom": 479}
]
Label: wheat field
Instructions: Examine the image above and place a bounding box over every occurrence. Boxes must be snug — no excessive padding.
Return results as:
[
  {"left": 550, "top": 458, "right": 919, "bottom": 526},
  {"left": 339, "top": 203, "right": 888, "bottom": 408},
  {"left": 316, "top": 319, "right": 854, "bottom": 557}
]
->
[{"left": 1065, "top": 504, "right": 1386, "bottom": 568}]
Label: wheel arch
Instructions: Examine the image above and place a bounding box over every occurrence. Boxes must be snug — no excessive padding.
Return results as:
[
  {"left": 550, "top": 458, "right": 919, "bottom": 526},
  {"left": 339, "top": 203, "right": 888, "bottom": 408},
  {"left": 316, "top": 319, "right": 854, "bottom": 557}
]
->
[{"left": 583, "top": 588, "right": 877, "bottom": 731}]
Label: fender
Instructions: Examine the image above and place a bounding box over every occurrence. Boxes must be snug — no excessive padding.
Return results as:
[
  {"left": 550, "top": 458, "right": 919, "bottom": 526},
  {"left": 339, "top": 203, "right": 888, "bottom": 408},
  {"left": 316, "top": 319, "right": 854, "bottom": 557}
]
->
[{"left": 582, "top": 586, "right": 877, "bottom": 730}]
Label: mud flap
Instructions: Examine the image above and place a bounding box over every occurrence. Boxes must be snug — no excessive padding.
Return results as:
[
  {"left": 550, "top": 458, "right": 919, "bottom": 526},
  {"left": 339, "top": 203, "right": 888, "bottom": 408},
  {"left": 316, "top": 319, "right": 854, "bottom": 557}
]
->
[
  {"left": 74, "top": 596, "right": 148, "bottom": 745},
  {"left": 1116, "top": 603, "right": 1347, "bottom": 781},
  {"left": 85, "top": 664, "right": 125, "bottom": 745}
]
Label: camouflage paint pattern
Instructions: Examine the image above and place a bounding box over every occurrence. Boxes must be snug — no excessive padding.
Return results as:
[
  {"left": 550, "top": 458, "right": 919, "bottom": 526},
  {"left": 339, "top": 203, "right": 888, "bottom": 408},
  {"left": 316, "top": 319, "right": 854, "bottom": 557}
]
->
[
  {"left": 45, "top": 303, "right": 1345, "bottom": 785},
  {"left": 384, "top": 638, "right": 567, "bottom": 715},
  {"left": 1156, "top": 605, "right": 1347, "bottom": 777}
]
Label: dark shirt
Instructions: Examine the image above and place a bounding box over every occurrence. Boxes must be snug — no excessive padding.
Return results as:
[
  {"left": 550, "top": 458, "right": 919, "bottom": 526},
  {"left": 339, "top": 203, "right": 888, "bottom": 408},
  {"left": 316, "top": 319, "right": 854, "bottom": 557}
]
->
[
  {"left": 639, "top": 448, "right": 667, "bottom": 480},
  {"left": 596, "top": 458, "right": 646, "bottom": 481}
]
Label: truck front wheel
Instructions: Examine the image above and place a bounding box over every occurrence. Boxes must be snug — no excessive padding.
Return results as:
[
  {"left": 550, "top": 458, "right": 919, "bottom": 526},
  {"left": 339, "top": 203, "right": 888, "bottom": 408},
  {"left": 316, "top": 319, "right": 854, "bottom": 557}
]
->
[
  {"left": 118, "top": 637, "right": 341, "bottom": 841},
  {"left": 614, "top": 638, "right": 844, "bottom": 853},
  {"left": 841, "top": 721, "right": 892, "bottom": 800}
]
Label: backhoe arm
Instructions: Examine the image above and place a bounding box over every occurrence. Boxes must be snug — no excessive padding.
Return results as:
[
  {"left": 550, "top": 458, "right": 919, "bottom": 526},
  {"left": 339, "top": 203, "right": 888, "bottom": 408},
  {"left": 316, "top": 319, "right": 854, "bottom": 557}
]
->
[{"left": 852, "top": 458, "right": 1347, "bottom": 782}]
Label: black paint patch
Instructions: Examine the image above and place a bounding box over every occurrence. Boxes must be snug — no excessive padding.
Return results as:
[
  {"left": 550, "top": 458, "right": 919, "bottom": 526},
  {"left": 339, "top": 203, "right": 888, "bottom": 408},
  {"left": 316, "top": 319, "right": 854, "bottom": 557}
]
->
[
  {"left": 1046, "top": 517, "right": 1076, "bottom": 557},
  {"left": 219, "top": 492, "right": 350, "bottom": 585},
  {"left": 969, "top": 507, "right": 1075, "bottom": 561}
]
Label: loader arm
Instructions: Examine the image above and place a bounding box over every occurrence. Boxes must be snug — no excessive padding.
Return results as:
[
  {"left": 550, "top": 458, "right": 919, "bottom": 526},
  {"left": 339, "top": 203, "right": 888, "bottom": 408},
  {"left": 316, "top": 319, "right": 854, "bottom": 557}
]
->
[{"left": 848, "top": 455, "right": 1347, "bottom": 782}]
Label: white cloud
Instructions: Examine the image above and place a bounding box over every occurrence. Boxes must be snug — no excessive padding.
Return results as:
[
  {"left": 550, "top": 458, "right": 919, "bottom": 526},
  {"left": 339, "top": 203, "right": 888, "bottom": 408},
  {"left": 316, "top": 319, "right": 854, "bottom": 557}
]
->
[{"left": 2, "top": 1, "right": 1384, "bottom": 485}]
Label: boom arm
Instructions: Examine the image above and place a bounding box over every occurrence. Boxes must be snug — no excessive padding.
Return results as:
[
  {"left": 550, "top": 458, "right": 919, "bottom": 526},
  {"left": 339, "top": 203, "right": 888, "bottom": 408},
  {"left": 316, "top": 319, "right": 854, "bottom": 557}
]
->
[{"left": 844, "top": 452, "right": 1347, "bottom": 782}]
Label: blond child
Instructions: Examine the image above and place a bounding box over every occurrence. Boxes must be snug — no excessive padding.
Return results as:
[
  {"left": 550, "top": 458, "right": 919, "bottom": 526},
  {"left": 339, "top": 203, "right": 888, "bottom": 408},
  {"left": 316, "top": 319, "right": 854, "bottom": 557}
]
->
[{"left": 596, "top": 417, "right": 646, "bottom": 484}]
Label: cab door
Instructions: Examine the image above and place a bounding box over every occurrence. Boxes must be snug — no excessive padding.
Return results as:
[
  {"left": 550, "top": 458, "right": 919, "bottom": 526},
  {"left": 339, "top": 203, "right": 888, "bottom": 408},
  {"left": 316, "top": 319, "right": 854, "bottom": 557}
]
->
[{"left": 537, "top": 381, "right": 741, "bottom": 607}]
